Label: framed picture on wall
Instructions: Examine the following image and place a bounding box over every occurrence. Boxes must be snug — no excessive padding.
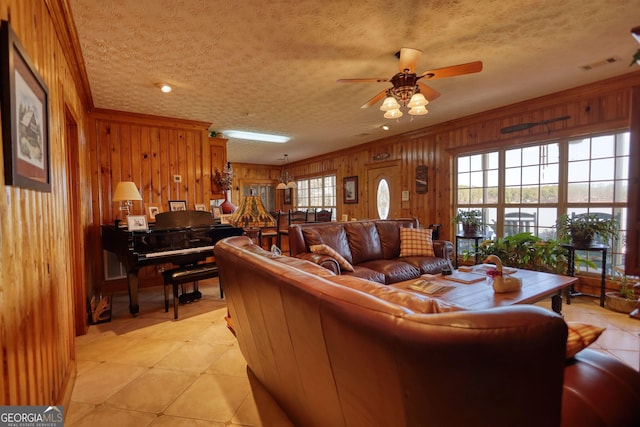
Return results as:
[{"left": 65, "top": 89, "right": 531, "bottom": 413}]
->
[
  {"left": 169, "top": 200, "right": 187, "bottom": 211},
  {"left": 284, "top": 188, "right": 292, "bottom": 205},
  {"left": 343, "top": 176, "right": 358, "bottom": 204},
  {"left": 1, "top": 20, "right": 51, "bottom": 192},
  {"left": 195, "top": 203, "right": 207, "bottom": 211}
]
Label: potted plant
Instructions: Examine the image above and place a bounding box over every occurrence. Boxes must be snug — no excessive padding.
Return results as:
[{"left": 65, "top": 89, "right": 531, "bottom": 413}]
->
[
  {"left": 604, "top": 268, "right": 638, "bottom": 314},
  {"left": 452, "top": 209, "right": 483, "bottom": 235},
  {"left": 555, "top": 213, "right": 618, "bottom": 247}
]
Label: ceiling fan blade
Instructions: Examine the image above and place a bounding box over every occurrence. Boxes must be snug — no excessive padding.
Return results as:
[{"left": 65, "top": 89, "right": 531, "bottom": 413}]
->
[
  {"left": 419, "top": 61, "right": 483, "bottom": 79},
  {"left": 399, "top": 47, "right": 422, "bottom": 73},
  {"left": 337, "top": 78, "right": 390, "bottom": 83},
  {"left": 417, "top": 82, "right": 441, "bottom": 101},
  {"left": 360, "top": 89, "right": 388, "bottom": 109}
]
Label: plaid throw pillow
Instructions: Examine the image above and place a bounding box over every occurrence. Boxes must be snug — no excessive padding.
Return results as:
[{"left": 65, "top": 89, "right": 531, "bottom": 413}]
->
[
  {"left": 566, "top": 322, "right": 605, "bottom": 358},
  {"left": 399, "top": 228, "right": 434, "bottom": 257},
  {"left": 310, "top": 244, "right": 355, "bottom": 272}
]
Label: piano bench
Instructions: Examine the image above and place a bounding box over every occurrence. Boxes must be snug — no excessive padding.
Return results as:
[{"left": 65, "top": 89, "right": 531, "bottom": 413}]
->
[{"left": 162, "top": 262, "right": 219, "bottom": 319}]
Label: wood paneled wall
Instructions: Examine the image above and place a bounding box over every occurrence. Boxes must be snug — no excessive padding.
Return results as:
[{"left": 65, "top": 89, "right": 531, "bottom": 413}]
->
[
  {"left": 87, "top": 110, "right": 228, "bottom": 289},
  {"left": 0, "top": 0, "right": 90, "bottom": 406},
  {"left": 284, "top": 71, "right": 640, "bottom": 243}
]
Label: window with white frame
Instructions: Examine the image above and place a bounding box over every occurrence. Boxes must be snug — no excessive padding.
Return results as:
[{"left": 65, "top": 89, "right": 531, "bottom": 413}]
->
[
  {"left": 296, "top": 174, "right": 337, "bottom": 219},
  {"left": 455, "top": 131, "right": 629, "bottom": 275}
]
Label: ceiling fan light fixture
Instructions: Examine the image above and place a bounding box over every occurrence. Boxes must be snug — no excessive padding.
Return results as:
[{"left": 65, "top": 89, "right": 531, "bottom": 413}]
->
[
  {"left": 276, "top": 182, "right": 287, "bottom": 190},
  {"left": 286, "top": 181, "right": 297, "bottom": 189},
  {"left": 384, "top": 109, "right": 403, "bottom": 119},
  {"left": 380, "top": 96, "right": 401, "bottom": 111},
  {"left": 408, "top": 105, "right": 428, "bottom": 116},
  {"left": 407, "top": 92, "right": 428, "bottom": 108},
  {"left": 223, "top": 130, "right": 290, "bottom": 143}
]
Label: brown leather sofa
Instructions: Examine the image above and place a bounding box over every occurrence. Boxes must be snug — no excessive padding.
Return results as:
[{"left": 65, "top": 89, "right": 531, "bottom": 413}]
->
[
  {"left": 216, "top": 236, "right": 640, "bottom": 427},
  {"left": 288, "top": 218, "right": 453, "bottom": 283}
]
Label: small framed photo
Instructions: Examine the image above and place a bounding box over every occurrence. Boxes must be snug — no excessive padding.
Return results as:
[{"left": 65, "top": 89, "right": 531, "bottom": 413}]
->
[
  {"left": 220, "top": 214, "right": 233, "bottom": 224},
  {"left": 343, "top": 176, "right": 358, "bottom": 204},
  {"left": 212, "top": 207, "right": 222, "bottom": 219},
  {"left": 195, "top": 203, "right": 207, "bottom": 211},
  {"left": 127, "top": 215, "right": 148, "bottom": 231},
  {"left": 146, "top": 203, "right": 161, "bottom": 221},
  {"left": 1, "top": 20, "right": 51, "bottom": 192},
  {"left": 169, "top": 200, "right": 187, "bottom": 211},
  {"left": 284, "top": 188, "right": 292, "bottom": 205}
]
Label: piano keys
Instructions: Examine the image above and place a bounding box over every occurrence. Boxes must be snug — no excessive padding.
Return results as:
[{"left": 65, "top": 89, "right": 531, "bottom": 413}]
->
[{"left": 101, "top": 210, "right": 243, "bottom": 315}]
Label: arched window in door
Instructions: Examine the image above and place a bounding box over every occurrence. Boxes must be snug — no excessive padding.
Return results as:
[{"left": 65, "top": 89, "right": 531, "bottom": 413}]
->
[{"left": 377, "top": 178, "right": 390, "bottom": 219}]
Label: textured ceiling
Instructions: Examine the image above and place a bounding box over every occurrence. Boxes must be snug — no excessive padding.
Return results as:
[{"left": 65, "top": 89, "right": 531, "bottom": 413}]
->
[{"left": 68, "top": 0, "right": 640, "bottom": 165}]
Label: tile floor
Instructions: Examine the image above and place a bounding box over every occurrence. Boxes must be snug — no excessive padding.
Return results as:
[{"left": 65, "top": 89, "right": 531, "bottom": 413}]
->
[{"left": 66, "top": 279, "right": 640, "bottom": 426}]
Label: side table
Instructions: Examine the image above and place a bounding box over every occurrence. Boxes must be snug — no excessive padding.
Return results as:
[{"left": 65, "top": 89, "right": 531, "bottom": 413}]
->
[
  {"left": 455, "top": 233, "right": 484, "bottom": 268},
  {"left": 561, "top": 243, "right": 608, "bottom": 307}
]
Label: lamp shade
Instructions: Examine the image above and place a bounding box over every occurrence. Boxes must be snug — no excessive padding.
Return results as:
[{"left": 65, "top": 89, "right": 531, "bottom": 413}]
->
[
  {"left": 113, "top": 181, "right": 142, "bottom": 201},
  {"left": 408, "top": 105, "right": 429, "bottom": 116},
  {"left": 383, "top": 109, "right": 403, "bottom": 119},
  {"left": 229, "top": 195, "right": 276, "bottom": 228},
  {"left": 286, "top": 180, "right": 297, "bottom": 189},
  {"left": 276, "top": 182, "right": 287, "bottom": 190},
  {"left": 407, "top": 93, "right": 428, "bottom": 108},
  {"left": 380, "top": 96, "right": 401, "bottom": 112}
]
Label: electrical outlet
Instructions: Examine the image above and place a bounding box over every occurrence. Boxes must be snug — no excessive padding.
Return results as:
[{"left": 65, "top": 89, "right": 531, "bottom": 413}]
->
[{"left": 173, "top": 175, "right": 182, "bottom": 183}]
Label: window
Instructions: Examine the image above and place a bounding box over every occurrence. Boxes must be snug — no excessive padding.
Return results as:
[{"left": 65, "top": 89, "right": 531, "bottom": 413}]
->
[
  {"left": 377, "top": 178, "right": 390, "bottom": 219},
  {"left": 296, "top": 174, "right": 336, "bottom": 218},
  {"left": 455, "top": 131, "right": 629, "bottom": 275}
]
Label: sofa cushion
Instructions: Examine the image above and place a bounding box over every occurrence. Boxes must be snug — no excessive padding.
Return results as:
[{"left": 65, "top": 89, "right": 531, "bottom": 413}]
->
[
  {"left": 401, "top": 256, "right": 452, "bottom": 275},
  {"left": 358, "top": 259, "right": 420, "bottom": 283},
  {"left": 344, "top": 221, "right": 384, "bottom": 264},
  {"left": 375, "top": 221, "right": 408, "bottom": 259},
  {"left": 302, "top": 224, "right": 354, "bottom": 264},
  {"left": 399, "top": 228, "right": 435, "bottom": 257},
  {"left": 328, "top": 275, "right": 465, "bottom": 313},
  {"left": 566, "top": 322, "right": 605, "bottom": 359},
  {"left": 310, "top": 244, "right": 354, "bottom": 272},
  {"left": 342, "top": 265, "right": 386, "bottom": 284}
]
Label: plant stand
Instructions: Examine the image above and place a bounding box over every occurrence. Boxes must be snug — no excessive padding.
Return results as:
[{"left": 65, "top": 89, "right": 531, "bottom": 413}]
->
[{"left": 561, "top": 243, "right": 608, "bottom": 307}]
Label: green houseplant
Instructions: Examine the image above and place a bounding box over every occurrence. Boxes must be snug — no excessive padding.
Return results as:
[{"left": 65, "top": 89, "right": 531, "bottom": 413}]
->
[
  {"left": 555, "top": 213, "right": 618, "bottom": 247},
  {"left": 452, "top": 209, "right": 483, "bottom": 235},
  {"left": 604, "top": 268, "right": 639, "bottom": 314}
]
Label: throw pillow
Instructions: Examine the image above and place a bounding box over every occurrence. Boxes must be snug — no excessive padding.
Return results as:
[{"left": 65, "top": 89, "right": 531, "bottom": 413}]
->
[
  {"left": 399, "top": 228, "right": 434, "bottom": 257},
  {"left": 310, "top": 244, "right": 355, "bottom": 272},
  {"left": 566, "top": 322, "right": 605, "bottom": 359}
]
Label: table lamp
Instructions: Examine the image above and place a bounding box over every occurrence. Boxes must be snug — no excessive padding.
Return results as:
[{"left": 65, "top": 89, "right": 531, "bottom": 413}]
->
[
  {"left": 112, "top": 181, "right": 143, "bottom": 224},
  {"left": 229, "top": 193, "right": 276, "bottom": 228}
]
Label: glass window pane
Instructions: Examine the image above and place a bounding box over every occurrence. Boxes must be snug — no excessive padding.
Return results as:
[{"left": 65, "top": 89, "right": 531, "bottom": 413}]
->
[
  {"left": 540, "top": 163, "right": 558, "bottom": 184},
  {"left": 505, "top": 186, "right": 521, "bottom": 204},
  {"left": 377, "top": 179, "right": 390, "bottom": 219},
  {"left": 590, "top": 158, "right": 614, "bottom": 181},
  {"left": 486, "top": 170, "right": 499, "bottom": 187},
  {"left": 458, "top": 156, "right": 470, "bottom": 173},
  {"left": 486, "top": 152, "right": 499, "bottom": 169},
  {"left": 568, "top": 139, "right": 590, "bottom": 161},
  {"left": 521, "top": 165, "right": 539, "bottom": 185},
  {"left": 591, "top": 135, "right": 614, "bottom": 158},
  {"left": 590, "top": 181, "right": 614, "bottom": 203},
  {"left": 505, "top": 168, "right": 521, "bottom": 185},
  {"left": 505, "top": 149, "right": 521, "bottom": 167},
  {"left": 470, "top": 155, "right": 483, "bottom": 171},
  {"left": 567, "top": 183, "right": 588, "bottom": 203},
  {"left": 522, "top": 146, "right": 539, "bottom": 166},
  {"left": 568, "top": 160, "right": 589, "bottom": 182}
]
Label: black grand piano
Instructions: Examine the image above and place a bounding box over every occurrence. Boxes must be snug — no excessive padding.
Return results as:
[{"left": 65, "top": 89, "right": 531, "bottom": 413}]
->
[{"left": 102, "top": 210, "right": 243, "bottom": 315}]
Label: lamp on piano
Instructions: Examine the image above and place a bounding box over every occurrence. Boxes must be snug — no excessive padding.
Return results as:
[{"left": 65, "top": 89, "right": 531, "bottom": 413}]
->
[
  {"left": 229, "top": 191, "right": 276, "bottom": 229},
  {"left": 112, "top": 181, "right": 143, "bottom": 224}
]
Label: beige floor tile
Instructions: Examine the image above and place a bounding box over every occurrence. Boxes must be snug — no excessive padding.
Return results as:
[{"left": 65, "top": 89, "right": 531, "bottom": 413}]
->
[
  {"left": 206, "top": 346, "right": 251, "bottom": 377},
  {"left": 66, "top": 405, "right": 156, "bottom": 427},
  {"left": 75, "top": 334, "right": 138, "bottom": 362},
  {"left": 149, "top": 415, "right": 225, "bottom": 427},
  {"left": 155, "top": 341, "right": 229, "bottom": 373},
  {"left": 70, "top": 363, "right": 147, "bottom": 404},
  {"left": 109, "top": 338, "right": 183, "bottom": 367},
  {"left": 164, "top": 373, "right": 250, "bottom": 422},
  {"left": 232, "top": 371, "right": 295, "bottom": 427},
  {"left": 105, "top": 368, "right": 199, "bottom": 412},
  {"left": 64, "top": 401, "right": 95, "bottom": 426}
]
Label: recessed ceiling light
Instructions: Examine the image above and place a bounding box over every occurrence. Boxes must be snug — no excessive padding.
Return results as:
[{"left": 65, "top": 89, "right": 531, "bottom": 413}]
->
[
  {"left": 382, "top": 125, "right": 389, "bottom": 131},
  {"left": 160, "top": 84, "right": 172, "bottom": 93},
  {"left": 223, "top": 130, "right": 290, "bottom": 143}
]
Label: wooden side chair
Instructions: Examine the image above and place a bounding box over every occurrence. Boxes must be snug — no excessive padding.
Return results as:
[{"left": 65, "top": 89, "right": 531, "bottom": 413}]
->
[{"left": 316, "top": 209, "right": 332, "bottom": 222}]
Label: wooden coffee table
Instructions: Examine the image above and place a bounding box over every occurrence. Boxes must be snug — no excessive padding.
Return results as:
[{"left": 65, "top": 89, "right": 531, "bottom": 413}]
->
[{"left": 392, "top": 267, "right": 577, "bottom": 315}]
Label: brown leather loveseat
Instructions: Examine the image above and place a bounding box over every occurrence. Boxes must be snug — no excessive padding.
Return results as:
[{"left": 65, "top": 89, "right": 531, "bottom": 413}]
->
[
  {"left": 288, "top": 218, "right": 453, "bottom": 284},
  {"left": 216, "top": 236, "right": 640, "bottom": 427}
]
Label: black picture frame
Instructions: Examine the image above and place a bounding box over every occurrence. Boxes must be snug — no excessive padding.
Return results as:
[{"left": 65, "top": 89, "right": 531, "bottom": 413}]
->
[
  {"left": 343, "top": 176, "right": 358, "bottom": 204},
  {"left": 1, "top": 20, "right": 50, "bottom": 192},
  {"left": 416, "top": 165, "right": 428, "bottom": 193},
  {"left": 284, "top": 188, "right": 292, "bottom": 205}
]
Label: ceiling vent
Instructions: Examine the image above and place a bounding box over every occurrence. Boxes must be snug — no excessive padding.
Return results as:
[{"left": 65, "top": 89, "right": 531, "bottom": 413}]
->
[{"left": 580, "top": 56, "right": 621, "bottom": 71}]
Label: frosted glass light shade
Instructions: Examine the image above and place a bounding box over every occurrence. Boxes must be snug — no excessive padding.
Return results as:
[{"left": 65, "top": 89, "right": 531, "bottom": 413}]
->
[
  {"left": 407, "top": 93, "right": 428, "bottom": 108},
  {"left": 276, "top": 182, "right": 287, "bottom": 190},
  {"left": 286, "top": 180, "right": 297, "bottom": 189},
  {"left": 383, "top": 109, "right": 403, "bottom": 119},
  {"left": 408, "top": 105, "right": 429, "bottom": 115},
  {"left": 380, "top": 96, "right": 400, "bottom": 111}
]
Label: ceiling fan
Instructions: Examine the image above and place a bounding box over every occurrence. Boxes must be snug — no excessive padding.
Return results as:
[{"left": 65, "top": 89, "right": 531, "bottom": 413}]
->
[{"left": 337, "top": 48, "right": 482, "bottom": 118}]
